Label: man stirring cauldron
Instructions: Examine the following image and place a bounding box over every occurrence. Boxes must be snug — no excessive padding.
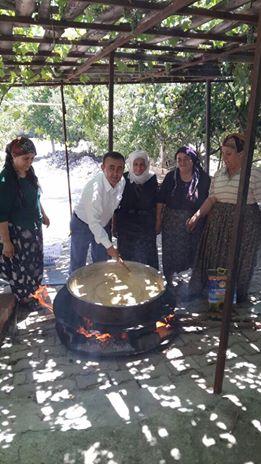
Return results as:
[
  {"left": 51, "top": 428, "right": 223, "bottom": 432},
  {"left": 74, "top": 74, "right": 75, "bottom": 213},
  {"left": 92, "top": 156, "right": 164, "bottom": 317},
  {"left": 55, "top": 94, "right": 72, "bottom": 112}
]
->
[{"left": 69, "top": 151, "right": 125, "bottom": 273}]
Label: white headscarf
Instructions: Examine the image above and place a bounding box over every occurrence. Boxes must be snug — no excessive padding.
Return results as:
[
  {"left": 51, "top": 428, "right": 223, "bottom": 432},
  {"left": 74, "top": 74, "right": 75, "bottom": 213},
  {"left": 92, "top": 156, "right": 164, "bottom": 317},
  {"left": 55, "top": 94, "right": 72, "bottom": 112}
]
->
[{"left": 127, "top": 150, "right": 154, "bottom": 185}]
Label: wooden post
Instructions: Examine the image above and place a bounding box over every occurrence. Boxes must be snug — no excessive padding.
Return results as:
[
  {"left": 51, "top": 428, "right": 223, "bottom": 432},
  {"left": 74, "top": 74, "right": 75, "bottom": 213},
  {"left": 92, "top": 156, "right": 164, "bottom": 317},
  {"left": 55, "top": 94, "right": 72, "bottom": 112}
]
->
[
  {"left": 205, "top": 81, "right": 211, "bottom": 174},
  {"left": 214, "top": 11, "right": 261, "bottom": 394},
  {"left": 60, "top": 83, "right": 72, "bottom": 218},
  {"left": 108, "top": 51, "right": 115, "bottom": 152}
]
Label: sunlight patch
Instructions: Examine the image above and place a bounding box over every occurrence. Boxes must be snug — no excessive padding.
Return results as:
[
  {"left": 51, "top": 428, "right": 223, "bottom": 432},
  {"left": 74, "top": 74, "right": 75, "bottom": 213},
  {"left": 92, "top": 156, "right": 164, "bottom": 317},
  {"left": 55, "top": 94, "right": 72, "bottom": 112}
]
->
[
  {"left": 81, "top": 442, "right": 118, "bottom": 464},
  {"left": 106, "top": 392, "right": 130, "bottom": 422},
  {"left": 220, "top": 432, "right": 237, "bottom": 447},
  {"left": 142, "top": 425, "right": 157, "bottom": 446},
  {"left": 251, "top": 419, "right": 261, "bottom": 432},
  {"left": 202, "top": 434, "right": 216, "bottom": 447},
  {"left": 170, "top": 448, "right": 181, "bottom": 460},
  {"left": 158, "top": 427, "right": 169, "bottom": 438}
]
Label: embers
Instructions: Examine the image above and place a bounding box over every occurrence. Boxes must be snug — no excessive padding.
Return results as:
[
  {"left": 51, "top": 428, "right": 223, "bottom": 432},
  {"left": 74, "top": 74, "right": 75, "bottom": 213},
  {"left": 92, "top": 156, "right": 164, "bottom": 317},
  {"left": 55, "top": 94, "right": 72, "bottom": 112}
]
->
[{"left": 53, "top": 286, "right": 177, "bottom": 358}]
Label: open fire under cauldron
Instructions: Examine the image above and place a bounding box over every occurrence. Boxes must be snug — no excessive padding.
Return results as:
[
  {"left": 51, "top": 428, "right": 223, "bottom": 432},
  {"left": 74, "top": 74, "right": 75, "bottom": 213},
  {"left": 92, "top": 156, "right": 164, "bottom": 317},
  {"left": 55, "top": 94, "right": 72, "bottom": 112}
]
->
[{"left": 53, "top": 261, "right": 177, "bottom": 357}]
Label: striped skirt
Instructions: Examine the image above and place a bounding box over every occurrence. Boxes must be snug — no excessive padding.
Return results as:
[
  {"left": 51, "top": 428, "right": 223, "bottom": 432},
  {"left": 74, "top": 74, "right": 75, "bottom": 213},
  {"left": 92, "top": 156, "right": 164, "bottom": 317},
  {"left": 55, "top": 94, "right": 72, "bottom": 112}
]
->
[
  {"left": 189, "top": 202, "right": 261, "bottom": 300},
  {"left": 0, "top": 223, "right": 43, "bottom": 301}
]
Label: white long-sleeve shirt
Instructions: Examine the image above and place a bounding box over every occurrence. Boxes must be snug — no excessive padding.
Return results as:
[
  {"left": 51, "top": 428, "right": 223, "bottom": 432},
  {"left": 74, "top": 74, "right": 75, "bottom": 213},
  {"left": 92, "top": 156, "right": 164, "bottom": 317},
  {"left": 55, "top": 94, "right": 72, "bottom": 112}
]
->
[{"left": 74, "top": 171, "right": 125, "bottom": 249}]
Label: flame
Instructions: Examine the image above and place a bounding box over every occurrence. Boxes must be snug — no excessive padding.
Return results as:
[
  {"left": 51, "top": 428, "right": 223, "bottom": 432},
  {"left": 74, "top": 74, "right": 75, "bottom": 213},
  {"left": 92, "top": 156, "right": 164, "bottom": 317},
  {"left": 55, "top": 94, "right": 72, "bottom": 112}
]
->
[
  {"left": 156, "top": 313, "right": 175, "bottom": 329},
  {"left": 77, "top": 326, "right": 112, "bottom": 342},
  {"left": 32, "top": 285, "right": 53, "bottom": 311},
  {"left": 77, "top": 320, "right": 129, "bottom": 343}
]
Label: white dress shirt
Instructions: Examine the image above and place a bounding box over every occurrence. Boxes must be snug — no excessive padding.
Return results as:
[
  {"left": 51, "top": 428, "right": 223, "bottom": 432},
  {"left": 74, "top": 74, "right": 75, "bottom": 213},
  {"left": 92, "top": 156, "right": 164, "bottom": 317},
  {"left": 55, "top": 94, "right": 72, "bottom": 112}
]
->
[{"left": 74, "top": 171, "right": 125, "bottom": 249}]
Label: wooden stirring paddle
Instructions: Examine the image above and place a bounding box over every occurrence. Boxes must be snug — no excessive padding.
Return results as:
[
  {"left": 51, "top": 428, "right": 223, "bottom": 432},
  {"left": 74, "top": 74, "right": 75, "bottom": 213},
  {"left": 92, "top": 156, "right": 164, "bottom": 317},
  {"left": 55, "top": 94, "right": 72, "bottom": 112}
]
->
[{"left": 118, "top": 257, "right": 131, "bottom": 273}]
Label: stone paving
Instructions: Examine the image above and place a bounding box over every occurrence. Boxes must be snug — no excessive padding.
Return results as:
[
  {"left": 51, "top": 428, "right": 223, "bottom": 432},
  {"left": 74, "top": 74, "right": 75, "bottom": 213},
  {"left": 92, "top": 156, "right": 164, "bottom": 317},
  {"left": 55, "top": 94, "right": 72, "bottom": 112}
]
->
[{"left": 0, "top": 285, "right": 260, "bottom": 464}]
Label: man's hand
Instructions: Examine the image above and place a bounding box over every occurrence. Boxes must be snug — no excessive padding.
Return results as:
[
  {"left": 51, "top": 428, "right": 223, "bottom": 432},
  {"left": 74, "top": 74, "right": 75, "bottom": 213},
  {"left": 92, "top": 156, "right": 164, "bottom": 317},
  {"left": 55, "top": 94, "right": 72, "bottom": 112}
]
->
[
  {"left": 2, "top": 240, "right": 15, "bottom": 258},
  {"left": 155, "top": 219, "right": 162, "bottom": 235},
  {"left": 107, "top": 245, "right": 120, "bottom": 260}
]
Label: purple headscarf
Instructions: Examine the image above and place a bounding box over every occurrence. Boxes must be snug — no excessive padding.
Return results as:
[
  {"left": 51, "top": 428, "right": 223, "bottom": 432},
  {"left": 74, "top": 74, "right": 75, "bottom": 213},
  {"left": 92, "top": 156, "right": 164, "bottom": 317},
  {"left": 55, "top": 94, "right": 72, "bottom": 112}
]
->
[{"left": 173, "top": 145, "right": 202, "bottom": 201}]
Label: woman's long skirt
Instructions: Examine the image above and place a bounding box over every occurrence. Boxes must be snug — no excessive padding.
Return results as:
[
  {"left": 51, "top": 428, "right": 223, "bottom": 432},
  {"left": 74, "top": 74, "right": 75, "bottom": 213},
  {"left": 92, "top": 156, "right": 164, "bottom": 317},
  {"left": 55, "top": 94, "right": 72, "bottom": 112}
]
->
[
  {"left": 0, "top": 223, "right": 43, "bottom": 301},
  {"left": 189, "top": 202, "right": 261, "bottom": 300},
  {"left": 162, "top": 207, "right": 205, "bottom": 281},
  {"left": 118, "top": 229, "right": 159, "bottom": 270}
]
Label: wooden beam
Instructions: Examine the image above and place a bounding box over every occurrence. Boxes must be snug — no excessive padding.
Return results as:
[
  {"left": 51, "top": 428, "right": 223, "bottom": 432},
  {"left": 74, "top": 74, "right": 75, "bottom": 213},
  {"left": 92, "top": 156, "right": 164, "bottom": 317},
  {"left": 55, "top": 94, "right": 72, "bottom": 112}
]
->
[
  {"left": 66, "top": 0, "right": 246, "bottom": 81},
  {"left": 82, "top": 1, "right": 259, "bottom": 24},
  {"left": 81, "top": 0, "right": 167, "bottom": 10},
  {"left": 205, "top": 81, "right": 211, "bottom": 174},
  {"left": 0, "top": 34, "right": 109, "bottom": 47},
  {"left": 0, "top": 14, "right": 248, "bottom": 43},
  {"left": 0, "top": 76, "right": 233, "bottom": 87},
  {"left": 180, "top": 6, "right": 258, "bottom": 25},
  {"left": 214, "top": 9, "right": 261, "bottom": 395},
  {"left": 108, "top": 51, "right": 114, "bottom": 151},
  {"left": 0, "top": 34, "right": 223, "bottom": 54},
  {"left": 136, "top": 43, "right": 255, "bottom": 81},
  {"left": 60, "top": 84, "right": 73, "bottom": 218}
]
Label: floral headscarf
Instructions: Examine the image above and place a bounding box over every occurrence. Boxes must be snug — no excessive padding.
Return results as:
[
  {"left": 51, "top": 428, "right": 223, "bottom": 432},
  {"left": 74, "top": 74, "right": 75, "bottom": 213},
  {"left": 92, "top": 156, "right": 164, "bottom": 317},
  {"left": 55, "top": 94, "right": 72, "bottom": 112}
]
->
[
  {"left": 127, "top": 150, "right": 154, "bottom": 185},
  {"left": 222, "top": 133, "right": 245, "bottom": 153}
]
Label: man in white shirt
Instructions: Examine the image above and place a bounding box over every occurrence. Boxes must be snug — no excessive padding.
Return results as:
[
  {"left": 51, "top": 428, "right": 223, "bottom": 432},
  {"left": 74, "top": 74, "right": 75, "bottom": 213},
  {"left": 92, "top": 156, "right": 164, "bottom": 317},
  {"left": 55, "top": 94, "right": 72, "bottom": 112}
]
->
[{"left": 69, "top": 151, "right": 125, "bottom": 273}]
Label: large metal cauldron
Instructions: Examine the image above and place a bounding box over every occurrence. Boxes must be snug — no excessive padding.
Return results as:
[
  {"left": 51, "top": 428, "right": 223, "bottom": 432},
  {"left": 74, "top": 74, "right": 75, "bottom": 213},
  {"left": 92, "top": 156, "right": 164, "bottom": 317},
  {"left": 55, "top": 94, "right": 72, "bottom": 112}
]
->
[{"left": 67, "top": 261, "right": 167, "bottom": 327}]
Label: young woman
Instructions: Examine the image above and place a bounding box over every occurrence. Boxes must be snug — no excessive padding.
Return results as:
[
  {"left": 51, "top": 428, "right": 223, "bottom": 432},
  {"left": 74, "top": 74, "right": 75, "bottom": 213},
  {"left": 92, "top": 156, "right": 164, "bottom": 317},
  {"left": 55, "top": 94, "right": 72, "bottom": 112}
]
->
[
  {"left": 157, "top": 146, "right": 210, "bottom": 285},
  {"left": 0, "top": 137, "right": 50, "bottom": 304},
  {"left": 114, "top": 150, "right": 159, "bottom": 269},
  {"left": 187, "top": 133, "right": 261, "bottom": 302}
]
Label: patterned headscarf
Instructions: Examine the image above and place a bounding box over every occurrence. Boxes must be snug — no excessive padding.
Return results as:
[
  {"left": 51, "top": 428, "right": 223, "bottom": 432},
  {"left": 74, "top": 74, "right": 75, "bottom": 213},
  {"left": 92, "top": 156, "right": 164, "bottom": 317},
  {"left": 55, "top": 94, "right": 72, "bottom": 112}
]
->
[
  {"left": 9, "top": 137, "right": 37, "bottom": 157},
  {"left": 127, "top": 150, "right": 154, "bottom": 185},
  {"left": 4, "top": 137, "right": 39, "bottom": 200},
  {"left": 222, "top": 133, "right": 245, "bottom": 153},
  {"left": 173, "top": 145, "right": 202, "bottom": 201}
]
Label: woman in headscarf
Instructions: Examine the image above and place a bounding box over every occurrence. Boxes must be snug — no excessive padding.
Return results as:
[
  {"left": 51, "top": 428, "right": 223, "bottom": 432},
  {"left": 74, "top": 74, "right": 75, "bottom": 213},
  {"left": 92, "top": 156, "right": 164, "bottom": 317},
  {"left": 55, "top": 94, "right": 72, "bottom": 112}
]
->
[
  {"left": 0, "top": 137, "right": 50, "bottom": 305},
  {"left": 187, "top": 133, "right": 261, "bottom": 302},
  {"left": 157, "top": 146, "right": 210, "bottom": 285},
  {"left": 114, "top": 149, "right": 159, "bottom": 269}
]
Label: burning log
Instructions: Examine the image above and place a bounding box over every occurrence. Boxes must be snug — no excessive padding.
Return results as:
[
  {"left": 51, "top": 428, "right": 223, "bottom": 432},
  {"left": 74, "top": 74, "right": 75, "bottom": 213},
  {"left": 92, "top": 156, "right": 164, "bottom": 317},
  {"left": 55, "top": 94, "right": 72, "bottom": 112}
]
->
[{"left": 32, "top": 285, "right": 53, "bottom": 311}]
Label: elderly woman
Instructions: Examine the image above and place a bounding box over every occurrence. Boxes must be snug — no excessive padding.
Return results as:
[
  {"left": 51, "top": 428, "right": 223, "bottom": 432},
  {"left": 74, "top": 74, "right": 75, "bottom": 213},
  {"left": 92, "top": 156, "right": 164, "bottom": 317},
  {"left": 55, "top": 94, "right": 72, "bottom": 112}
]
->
[
  {"left": 0, "top": 137, "right": 49, "bottom": 305},
  {"left": 187, "top": 133, "right": 261, "bottom": 302},
  {"left": 114, "top": 149, "right": 159, "bottom": 269},
  {"left": 157, "top": 146, "right": 210, "bottom": 285}
]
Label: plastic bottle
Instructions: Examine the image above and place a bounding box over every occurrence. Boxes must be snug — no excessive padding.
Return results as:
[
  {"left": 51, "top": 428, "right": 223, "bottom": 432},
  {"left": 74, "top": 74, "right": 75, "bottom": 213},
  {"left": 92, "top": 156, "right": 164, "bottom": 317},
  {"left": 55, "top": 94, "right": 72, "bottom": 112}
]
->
[{"left": 208, "top": 268, "right": 236, "bottom": 311}]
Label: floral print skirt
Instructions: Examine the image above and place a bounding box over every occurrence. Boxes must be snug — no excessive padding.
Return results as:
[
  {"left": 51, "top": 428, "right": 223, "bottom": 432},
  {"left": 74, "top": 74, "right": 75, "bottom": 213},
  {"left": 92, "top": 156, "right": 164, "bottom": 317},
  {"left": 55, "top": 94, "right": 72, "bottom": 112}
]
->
[
  {"left": 189, "top": 202, "right": 261, "bottom": 300},
  {"left": 0, "top": 223, "right": 43, "bottom": 301}
]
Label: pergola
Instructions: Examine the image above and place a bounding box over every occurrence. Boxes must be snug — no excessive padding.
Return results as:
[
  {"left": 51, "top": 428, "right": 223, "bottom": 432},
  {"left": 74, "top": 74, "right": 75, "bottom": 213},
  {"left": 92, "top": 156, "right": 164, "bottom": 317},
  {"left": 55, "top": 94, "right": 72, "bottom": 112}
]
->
[{"left": 0, "top": 0, "right": 260, "bottom": 394}]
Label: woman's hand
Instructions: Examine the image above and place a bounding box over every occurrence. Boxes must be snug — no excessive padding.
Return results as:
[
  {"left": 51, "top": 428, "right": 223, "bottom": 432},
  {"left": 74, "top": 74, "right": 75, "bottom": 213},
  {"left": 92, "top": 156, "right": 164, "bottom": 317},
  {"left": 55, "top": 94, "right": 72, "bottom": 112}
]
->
[
  {"left": 186, "top": 214, "right": 199, "bottom": 232},
  {"left": 41, "top": 204, "right": 50, "bottom": 227},
  {"left": 2, "top": 240, "right": 15, "bottom": 258},
  {"left": 42, "top": 213, "right": 50, "bottom": 227}
]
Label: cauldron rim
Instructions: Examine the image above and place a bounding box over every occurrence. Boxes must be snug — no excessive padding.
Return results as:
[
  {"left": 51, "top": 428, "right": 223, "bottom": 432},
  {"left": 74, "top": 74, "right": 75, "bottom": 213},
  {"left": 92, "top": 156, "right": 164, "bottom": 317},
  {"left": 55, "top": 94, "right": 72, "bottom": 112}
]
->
[{"left": 67, "top": 260, "right": 166, "bottom": 310}]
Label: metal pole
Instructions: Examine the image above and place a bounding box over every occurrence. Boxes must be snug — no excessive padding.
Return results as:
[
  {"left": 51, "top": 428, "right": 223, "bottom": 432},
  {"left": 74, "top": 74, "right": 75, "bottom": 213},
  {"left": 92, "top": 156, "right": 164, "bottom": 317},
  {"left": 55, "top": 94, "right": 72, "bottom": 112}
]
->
[
  {"left": 205, "top": 81, "right": 211, "bottom": 174},
  {"left": 108, "top": 51, "right": 115, "bottom": 152},
  {"left": 60, "top": 83, "right": 73, "bottom": 218},
  {"left": 214, "top": 11, "right": 261, "bottom": 394}
]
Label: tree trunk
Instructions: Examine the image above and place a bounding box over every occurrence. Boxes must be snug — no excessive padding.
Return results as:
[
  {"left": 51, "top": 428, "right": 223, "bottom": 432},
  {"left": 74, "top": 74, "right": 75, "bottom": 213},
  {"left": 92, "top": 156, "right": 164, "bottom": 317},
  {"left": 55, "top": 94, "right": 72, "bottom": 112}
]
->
[
  {"left": 159, "top": 140, "right": 165, "bottom": 173},
  {"left": 51, "top": 139, "right": 56, "bottom": 156}
]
